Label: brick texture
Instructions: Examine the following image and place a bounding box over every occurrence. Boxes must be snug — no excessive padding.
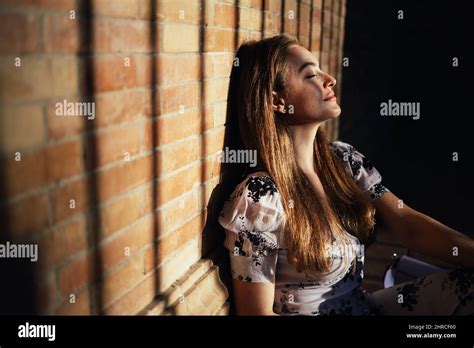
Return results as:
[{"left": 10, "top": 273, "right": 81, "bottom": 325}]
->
[{"left": 0, "top": 0, "right": 346, "bottom": 315}]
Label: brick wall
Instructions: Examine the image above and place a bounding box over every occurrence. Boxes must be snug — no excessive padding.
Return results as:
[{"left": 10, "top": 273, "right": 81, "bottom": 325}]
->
[{"left": 0, "top": 0, "right": 346, "bottom": 315}]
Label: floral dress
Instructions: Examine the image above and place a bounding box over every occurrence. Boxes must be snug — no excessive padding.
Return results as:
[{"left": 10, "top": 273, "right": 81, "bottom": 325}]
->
[{"left": 218, "top": 140, "right": 474, "bottom": 315}]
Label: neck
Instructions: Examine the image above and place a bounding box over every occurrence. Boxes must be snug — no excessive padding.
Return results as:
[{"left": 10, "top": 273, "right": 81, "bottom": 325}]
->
[{"left": 288, "top": 122, "right": 322, "bottom": 175}]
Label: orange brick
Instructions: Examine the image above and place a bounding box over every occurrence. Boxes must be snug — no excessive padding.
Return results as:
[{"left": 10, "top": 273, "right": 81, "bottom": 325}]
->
[
  {"left": 0, "top": 0, "right": 76, "bottom": 11},
  {"left": 201, "top": 175, "right": 220, "bottom": 206},
  {"left": 47, "top": 99, "right": 85, "bottom": 140},
  {"left": 94, "top": 18, "right": 151, "bottom": 53},
  {"left": 144, "top": 108, "right": 213, "bottom": 148},
  {"left": 36, "top": 272, "right": 57, "bottom": 314},
  {"left": 100, "top": 254, "right": 144, "bottom": 308},
  {"left": 1, "top": 148, "right": 47, "bottom": 197},
  {"left": 266, "top": 0, "right": 282, "bottom": 13},
  {"left": 210, "top": 53, "right": 234, "bottom": 78},
  {"left": 92, "top": 0, "right": 139, "bottom": 18},
  {"left": 103, "top": 274, "right": 155, "bottom": 315},
  {"left": 157, "top": 237, "right": 202, "bottom": 292},
  {"left": 7, "top": 193, "right": 50, "bottom": 240},
  {"left": 51, "top": 57, "right": 79, "bottom": 97},
  {"left": 0, "top": 55, "right": 70, "bottom": 101},
  {"left": 0, "top": 104, "right": 45, "bottom": 152},
  {"left": 55, "top": 289, "right": 91, "bottom": 315},
  {"left": 203, "top": 153, "right": 222, "bottom": 181},
  {"left": 52, "top": 177, "right": 89, "bottom": 222},
  {"left": 204, "top": 28, "right": 234, "bottom": 52},
  {"left": 299, "top": 3, "right": 311, "bottom": 37},
  {"left": 157, "top": 54, "right": 201, "bottom": 85},
  {"left": 44, "top": 15, "right": 81, "bottom": 53},
  {"left": 100, "top": 214, "right": 154, "bottom": 272},
  {"left": 156, "top": 0, "right": 202, "bottom": 24},
  {"left": 137, "top": 0, "right": 152, "bottom": 19},
  {"left": 0, "top": 13, "right": 40, "bottom": 54},
  {"left": 284, "top": 3, "right": 298, "bottom": 35},
  {"left": 97, "top": 155, "right": 153, "bottom": 202},
  {"left": 239, "top": 0, "right": 263, "bottom": 8},
  {"left": 203, "top": 126, "right": 225, "bottom": 156},
  {"left": 214, "top": 3, "right": 237, "bottom": 28},
  {"left": 160, "top": 82, "right": 199, "bottom": 114},
  {"left": 38, "top": 217, "right": 88, "bottom": 270},
  {"left": 144, "top": 219, "right": 206, "bottom": 275},
  {"left": 204, "top": 78, "right": 229, "bottom": 104},
  {"left": 143, "top": 246, "right": 155, "bottom": 275},
  {"left": 94, "top": 90, "right": 152, "bottom": 130},
  {"left": 212, "top": 101, "right": 227, "bottom": 127},
  {"left": 158, "top": 162, "right": 200, "bottom": 206},
  {"left": 99, "top": 188, "right": 142, "bottom": 239},
  {"left": 239, "top": 7, "right": 262, "bottom": 31},
  {"left": 58, "top": 251, "right": 94, "bottom": 297},
  {"left": 175, "top": 213, "right": 205, "bottom": 247},
  {"left": 93, "top": 124, "right": 142, "bottom": 168},
  {"left": 46, "top": 140, "right": 84, "bottom": 182},
  {"left": 92, "top": 56, "right": 137, "bottom": 93},
  {"left": 162, "top": 24, "right": 199, "bottom": 53},
  {"left": 157, "top": 137, "right": 199, "bottom": 176},
  {"left": 141, "top": 185, "right": 154, "bottom": 216},
  {"left": 264, "top": 11, "right": 280, "bottom": 34},
  {"left": 134, "top": 55, "right": 152, "bottom": 88},
  {"left": 157, "top": 190, "right": 199, "bottom": 235}
]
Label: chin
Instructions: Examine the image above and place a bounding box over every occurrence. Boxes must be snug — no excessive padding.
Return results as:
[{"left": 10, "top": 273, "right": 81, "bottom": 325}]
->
[{"left": 322, "top": 106, "right": 342, "bottom": 120}]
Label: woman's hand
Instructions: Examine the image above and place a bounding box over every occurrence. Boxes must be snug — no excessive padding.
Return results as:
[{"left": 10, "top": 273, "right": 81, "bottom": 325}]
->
[{"left": 373, "top": 192, "right": 474, "bottom": 268}]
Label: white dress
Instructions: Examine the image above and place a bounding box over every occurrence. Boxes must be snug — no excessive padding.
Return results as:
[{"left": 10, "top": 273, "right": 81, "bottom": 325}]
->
[
  {"left": 217, "top": 141, "right": 474, "bottom": 315},
  {"left": 219, "top": 141, "right": 474, "bottom": 315}
]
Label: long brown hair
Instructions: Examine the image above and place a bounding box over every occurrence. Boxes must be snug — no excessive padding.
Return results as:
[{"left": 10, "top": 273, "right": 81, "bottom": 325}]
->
[{"left": 220, "top": 34, "right": 375, "bottom": 275}]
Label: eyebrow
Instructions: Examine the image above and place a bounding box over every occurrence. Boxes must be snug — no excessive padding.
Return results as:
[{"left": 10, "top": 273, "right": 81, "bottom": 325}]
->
[{"left": 298, "top": 61, "right": 318, "bottom": 73}]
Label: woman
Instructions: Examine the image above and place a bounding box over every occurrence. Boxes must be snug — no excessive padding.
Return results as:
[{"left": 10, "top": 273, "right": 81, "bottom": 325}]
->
[{"left": 217, "top": 34, "right": 474, "bottom": 315}]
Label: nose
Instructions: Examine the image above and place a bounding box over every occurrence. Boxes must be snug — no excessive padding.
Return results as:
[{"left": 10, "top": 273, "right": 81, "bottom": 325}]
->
[{"left": 322, "top": 71, "right": 336, "bottom": 88}]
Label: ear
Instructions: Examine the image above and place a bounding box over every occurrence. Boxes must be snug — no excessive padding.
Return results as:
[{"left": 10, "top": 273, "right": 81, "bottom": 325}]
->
[{"left": 272, "top": 91, "right": 286, "bottom": 114}]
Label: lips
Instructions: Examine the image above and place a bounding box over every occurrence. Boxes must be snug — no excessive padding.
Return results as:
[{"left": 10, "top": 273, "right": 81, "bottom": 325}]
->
[{"left": 324, "top": 93, "right": 336, "bottom": 101}]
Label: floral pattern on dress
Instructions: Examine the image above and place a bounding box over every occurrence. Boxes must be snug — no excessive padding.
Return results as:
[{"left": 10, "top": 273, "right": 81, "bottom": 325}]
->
[
  {"left": 246, "top": 175, "right": 278, "bottom": 203},
  {"left": 394, "top": 276, "right": 433, "bottom": 312},
  {"left": 441, "top": 268, "right": 474, "bottom": 302},
  {"left": 329, "top": 141, "right": 390, "bottom": 201},
  {"left": 232, "top": 209, "right": 279, "bottom": 267}
]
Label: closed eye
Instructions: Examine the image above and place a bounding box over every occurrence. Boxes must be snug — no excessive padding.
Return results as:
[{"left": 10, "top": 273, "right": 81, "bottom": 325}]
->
[{"left": 306, "top": 74, "right": 317, "bottom": 79}]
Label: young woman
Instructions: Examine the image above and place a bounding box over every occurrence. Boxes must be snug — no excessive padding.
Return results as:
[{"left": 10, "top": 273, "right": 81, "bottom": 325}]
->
[{"left": 217, "top": 34, "right": 474, "bottom": 316}]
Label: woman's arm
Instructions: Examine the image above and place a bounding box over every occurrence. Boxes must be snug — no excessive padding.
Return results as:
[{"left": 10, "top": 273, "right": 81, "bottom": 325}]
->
[
  {"left": 232, "top": 279, "right": 280, "bottom": 315},
  {"left": 373, "top": 192, "right": 474, "bottom": 268}
]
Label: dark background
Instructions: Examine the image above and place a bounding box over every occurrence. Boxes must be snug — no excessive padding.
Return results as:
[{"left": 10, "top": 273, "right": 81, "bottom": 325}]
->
[{"left": 339, "top": 0, "right": 472, "bottom": 235}]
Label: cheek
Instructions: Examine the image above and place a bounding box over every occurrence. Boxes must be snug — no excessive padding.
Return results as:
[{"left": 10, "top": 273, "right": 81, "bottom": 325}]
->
[
  {"left": 301, "top": 85, "right": 324, "bottom": 110},
  {"left": 290, "top": 81, "right": 323, "bottom": 106}
]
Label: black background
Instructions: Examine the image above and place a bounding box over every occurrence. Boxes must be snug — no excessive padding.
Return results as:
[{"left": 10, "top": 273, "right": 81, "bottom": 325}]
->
[{"left": 340, "top": 0, "right": 472, "bottom": 235}]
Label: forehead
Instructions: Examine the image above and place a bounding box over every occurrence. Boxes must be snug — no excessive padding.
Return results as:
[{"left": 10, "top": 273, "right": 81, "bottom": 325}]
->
[{"left": 286, "top": 45, "right": 319, "bottom": 71}]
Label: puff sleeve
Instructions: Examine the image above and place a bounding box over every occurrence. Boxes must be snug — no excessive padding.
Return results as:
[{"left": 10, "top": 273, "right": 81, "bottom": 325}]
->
[
  {"left": 330, "top": 140, "right": 390, "bottom": 201},
  {"left": 218, "top": 174, "right": 285, "bottom": 283}
]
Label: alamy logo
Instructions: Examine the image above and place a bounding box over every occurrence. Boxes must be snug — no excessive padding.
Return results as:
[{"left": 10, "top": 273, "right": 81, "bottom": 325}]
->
[
  {"left": 218, "top": 147, "right": 257, "bottom": 167},
  {"left": 0, "top": 241, "right": 38, "bottom": 262},
  {"left": 380, "top": 99, "right": 420, "bottom": 120},
  {"left": 18, "top": 322, "right": 55, "bottom": 341},
  {"left": 55, "top": 99, "right": 95, "bottom": 120}
]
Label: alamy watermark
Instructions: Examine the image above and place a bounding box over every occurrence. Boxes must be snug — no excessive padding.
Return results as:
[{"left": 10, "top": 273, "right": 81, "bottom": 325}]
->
[
  {"left": 18, "top": 322, "right": 55, "bottom": 341},
  {"left": 55, "top": 99, "right": 95, "bottom": 120},
  {"left": 0, "top": 241, "right": 38, "bottom": 262},
  {"left": 218, "top": 147, "right": 257, "bottom": 167},
  {"left": 380, "top": 99, "right": 420, "bottom": 120}
]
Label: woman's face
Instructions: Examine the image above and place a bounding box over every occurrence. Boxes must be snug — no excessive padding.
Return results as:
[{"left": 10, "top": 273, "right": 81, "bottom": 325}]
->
[{"left": 274, "top": 44, "right": 341, "bottom": 124}]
